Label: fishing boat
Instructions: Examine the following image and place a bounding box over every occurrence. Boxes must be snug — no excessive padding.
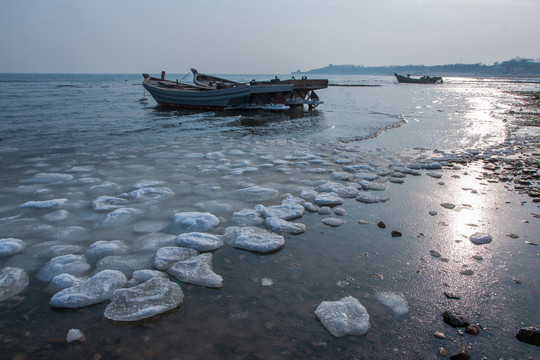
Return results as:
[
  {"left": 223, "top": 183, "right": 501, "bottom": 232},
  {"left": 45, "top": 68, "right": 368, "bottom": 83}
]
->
[
  {"left": 191, "top": 69, "right": 328, "bottom": 109},
  {"left": 395, "top": 73, "right": 443, "bottom": 84},
  {"left": 142, "top": 72, "right": 294, "bottom": 111}
]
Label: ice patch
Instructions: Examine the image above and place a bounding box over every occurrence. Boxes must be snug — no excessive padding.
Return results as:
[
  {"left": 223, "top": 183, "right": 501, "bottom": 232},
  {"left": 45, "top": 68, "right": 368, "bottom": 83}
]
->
[
  {"left": 131, "top": 180, "right": 167, "bottom": 189},
  {"left": 230, "top": 209, "right": 264, "bottom": 226},
  {"left": 154, "top": 246, "right": 199, "bottom": 270},
  {"left": 93, "top": 196, "right": 129, "bottom": 212},
  {"left": 260, "top": 203, "right": 305, "bottom": 220},
  {"left": 376, "top": 292, "right": 409, "bottom": 315},
  {"left": 46, "top": 273, "right": 85, "bottom": 294},
  {"left": 50, "top": 270, "right": 128, "bottom": 308},
  {"left": 315, "top": 296, "right": 370, "bottom": 337},
  {"left": 19, "top": 198, "right": 68, "bottom": 209},
  {"left": 95, "top": 253, "right": 154, "bottom": 277},
  {"left": 120, "top": 187, "right": 175, "bottom": 202},
  {"left": 358, "top": 180, "right": 388, "bottom": 191},
  {"left": 355, "top": 192, "right": 389, "bottom": 204},
  {"left": 22, "top": 173, "right": 73, "bottom": 183},
  {"left": 234, "top": 186, "right": 279, "bottom": 201},
  {"left": 134, "top": 233, "right": 176, "bottom": 252},
  {"left": 37, "top": 254, "right": 91, "bottom": 282},
  {"left": 105, "top": 277, "right": 184, "bottom": 321},
  {"left": 314, "top": 192, "right": 345, "bottom": 206},
  {"left": 99, "top": 208, "right": 143, "bottom": 227},
  {"left": 0, "top": 238, "right": 25, "bottom": 257},
  {"left": 167, "top": 212, "right": 220, "bottom": 234},
  {"left": 0, "top": 267, "right": 29, "bottom": 302},
  {"left": 86, "top": 240, "right": 129, "bottom": 260},
  {"left": 265, "top": 217, "right": 306, "bottom": 235},
  {"left": 167, "top": 253, "right": 223, "bottom": 288},
  {"left": 43, "top": 209, "right": 70, "bottom": 222},
  {"left": 175, "top": 232, "right": 223, "bottom": 251},
  {"left": 223, "top": 226, "right": 285, "bottom": 253},
  {"left": 128, "top": 269, "right": 168, "bottom": 286}
]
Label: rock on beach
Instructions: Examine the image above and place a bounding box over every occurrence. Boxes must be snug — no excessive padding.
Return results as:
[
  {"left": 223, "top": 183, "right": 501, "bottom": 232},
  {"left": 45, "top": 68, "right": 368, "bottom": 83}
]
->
[{"left": 469, "top": 232, "right": 493, "bottom": 244}]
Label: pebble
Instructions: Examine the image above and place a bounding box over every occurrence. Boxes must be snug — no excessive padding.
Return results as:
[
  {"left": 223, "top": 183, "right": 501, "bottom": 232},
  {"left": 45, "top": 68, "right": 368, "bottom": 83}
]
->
[
  {"left": 444, "top": 292, "right": 460, "bottom": 300},
  {"left": 434, "top": 331, "right": 446, "bottom": 339},
  {"left": 391, "top": 230, "right": 402, "bottom": 237},
  {"left": 460, "top": 269, "right": 474, "bottom": 276},
  {"left": 441, "top": 203, "right": 456, "bottom": 209},
  {"left": 465, "top": 324, "right": 480, "bottom": 335},
  {"left": 377, "top": 221, "right": 386, "bottom": 229},
  {"left": 442, "top": 311, "right": 470, "bottom": 327},
  {"left": 448, "top": 346, "right": 470, "bottom": 360},
  {"left": 469, "top": 232, "right": 492, "bottom": 245},
  {"left": 515, "top": 326, "right": 540, "bottom": 346},
  {"left": 430, "top": 250, "right": 441, "bottom": 258},
  {"left": 438, "top": 347, "right": 447, "bottom": 356}
]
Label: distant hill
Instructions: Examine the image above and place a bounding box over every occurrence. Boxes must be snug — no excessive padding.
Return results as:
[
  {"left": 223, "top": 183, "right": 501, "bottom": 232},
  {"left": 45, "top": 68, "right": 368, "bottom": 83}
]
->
[{"left": 293, "top": 58, "right": 540, "bottom": 77}]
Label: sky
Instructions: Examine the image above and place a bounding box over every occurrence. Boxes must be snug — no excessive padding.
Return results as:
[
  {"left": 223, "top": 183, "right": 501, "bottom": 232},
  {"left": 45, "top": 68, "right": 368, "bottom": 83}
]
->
[{"left": 0, "top": 0, "right": 539, "bottom": 74}]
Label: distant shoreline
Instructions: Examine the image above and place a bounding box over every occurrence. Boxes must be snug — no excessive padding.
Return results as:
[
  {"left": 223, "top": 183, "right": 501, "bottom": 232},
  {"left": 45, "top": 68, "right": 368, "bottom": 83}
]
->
[{"left": 293, "top": 58, "right": 540, "bottom": 77}]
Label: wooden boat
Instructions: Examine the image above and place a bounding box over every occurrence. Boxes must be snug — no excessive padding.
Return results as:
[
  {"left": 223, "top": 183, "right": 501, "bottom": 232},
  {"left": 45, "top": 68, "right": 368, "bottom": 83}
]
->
[
  {"left": 143, "top": 72, "right": 294, "bottom": 111},
  {"left": 395, "top": 73, "right": 443, "bottom": 84},
  {"left": 192, "top": 69, "right": 328, "bottom": 109}
]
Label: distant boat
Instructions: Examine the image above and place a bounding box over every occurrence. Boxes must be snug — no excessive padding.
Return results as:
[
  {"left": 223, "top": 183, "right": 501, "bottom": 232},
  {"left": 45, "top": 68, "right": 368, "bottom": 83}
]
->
[
  {"left": 142, "top": 72, "right": 294, "bottom": 111},
  {"left": 395, "top": 73, "right": 443, "bottom": 84},
  {"left": 191, "top": 69, "right": 328, "bottom": 109}
]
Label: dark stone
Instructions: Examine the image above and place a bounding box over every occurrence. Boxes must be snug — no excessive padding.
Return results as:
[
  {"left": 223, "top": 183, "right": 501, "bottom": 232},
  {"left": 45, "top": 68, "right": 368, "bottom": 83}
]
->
[
  {"left": 444, "top": 292, "right": 460, "bottom": 300},
  {"left": 465, "top": 325, "right": 480, "bottom": 335},
  {"left": 515, "top": 326, "right": 540, "bottom": 346},
  {"left": 442, "top": 311, "right": 469, "bottom": 327},
  {"left": 391, "top": 230, "right": 402, "bottom": 237},
  {"left": 377, "top": 221, "right": 386, "bottom": 229},
  {"left": 449, "top": 346, "right": 470, "bottom": 360}
]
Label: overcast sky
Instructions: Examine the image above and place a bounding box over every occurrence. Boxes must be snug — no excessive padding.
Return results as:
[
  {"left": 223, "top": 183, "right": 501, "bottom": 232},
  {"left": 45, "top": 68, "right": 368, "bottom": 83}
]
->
[{"left": 1, "top": 0, "right": 539, "bottom": 73}]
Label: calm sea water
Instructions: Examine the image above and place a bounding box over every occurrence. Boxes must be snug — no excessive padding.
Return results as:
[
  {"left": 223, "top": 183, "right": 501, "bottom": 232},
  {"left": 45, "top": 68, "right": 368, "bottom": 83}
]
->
[{"left": 0, "top": 73, "right": 538, "bottom": 359}]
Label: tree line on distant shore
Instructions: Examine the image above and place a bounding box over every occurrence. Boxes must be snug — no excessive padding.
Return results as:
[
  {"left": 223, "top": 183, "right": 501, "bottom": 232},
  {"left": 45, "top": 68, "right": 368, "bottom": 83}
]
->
[{"left": 294, "top": 58, "right": 540, "bottom": 76}]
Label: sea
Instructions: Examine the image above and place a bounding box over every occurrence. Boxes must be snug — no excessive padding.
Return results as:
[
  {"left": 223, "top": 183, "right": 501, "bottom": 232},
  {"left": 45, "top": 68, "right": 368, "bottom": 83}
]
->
[{"left": 0, "top": 73, "right": 539, "bottom": 359}]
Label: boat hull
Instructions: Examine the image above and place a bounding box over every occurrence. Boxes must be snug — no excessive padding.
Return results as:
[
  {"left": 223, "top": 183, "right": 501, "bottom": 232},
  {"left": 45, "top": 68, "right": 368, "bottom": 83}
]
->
[{"left": 395, "top": 73, "right": 443, "bottom": 84}]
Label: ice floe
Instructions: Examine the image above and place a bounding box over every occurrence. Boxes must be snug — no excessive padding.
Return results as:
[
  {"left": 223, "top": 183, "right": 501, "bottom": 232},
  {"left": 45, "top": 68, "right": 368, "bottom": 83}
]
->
[
  {"left": 37, "top": 254, "right": 91, "bottom": 282},
  {"left": 22, "top": 173, "right": 73, "bottom": 183},
  {"left": 376, "top": 292, "right": 409, "bottom": 315},
  {"left": 43, "top": 209, "right": 70, "bottom": 222},
  {"left": 154, "top": 246, "right": 199, "bottom": 270},
  {"left": 229, "top": 209, "right": 265, "bottom": 226},
  {"left": 93, "top": 196, "right": 129, "bottom": 212},
  {"left": 167, "top": 212, "right": 220, "bottom": 234},
  {"left": 104, "top": 277, "right": 184, "bottom": 321},
  {"left": 128, "top": 269, "right": 168, "bottom": 286},
  {"left": 167, "top": 253, "right": 223, "bottom": 288},
  {"left": 0, "top": 267, "right": 29, "bottom": 302},
  {"left": 99, "top": 208, "right": 143, "bottom": 227},
  {"left": 120, "top": 187, "right": 175, "bottom": 202},
  {"left": 355, "top": 192, "right": 389, "bottom": 204},
  {"left": 50, "top": 269, "right": 128, "bottom": 308},
  {"left": 260, "top": 202, "right": 305, "bottom": 220},
  {"left": 46, "top": 273, "right": 85, "bottom": 294},
  {"left": 19, "top": 198, "right": 68, "bottom": 209},
  {"left": 222, "top": 226, "right": 285, "bottom": 253},
  {"left": 315, "top": 296, "right": 370, "bottom": 337},
  {"left": 175, "top": 232, "right": 223, "bottom": 251},
  {"left": 234, "top": 186, "right": 279, "bottom": 201},
  {"left": 0, "top": 238, "right": 25, "bottom": 257},
  {"left": 86, "top": 240, "right": 129, "bottom": 260},
  {"left": 314, "top": 192, "right": 345, "bottom": 206},
  {"left": 94, "top": 253, "right": 154, "bottom": 276},
  {"left": 265, "top": 217, "right": 306, "bottom": 234}
]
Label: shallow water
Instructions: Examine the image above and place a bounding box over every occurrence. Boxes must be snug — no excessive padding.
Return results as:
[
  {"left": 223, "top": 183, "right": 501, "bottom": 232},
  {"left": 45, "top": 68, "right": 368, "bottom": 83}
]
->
[{"left": 0, "top": 73, "right": 539, "bottom": 359}]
